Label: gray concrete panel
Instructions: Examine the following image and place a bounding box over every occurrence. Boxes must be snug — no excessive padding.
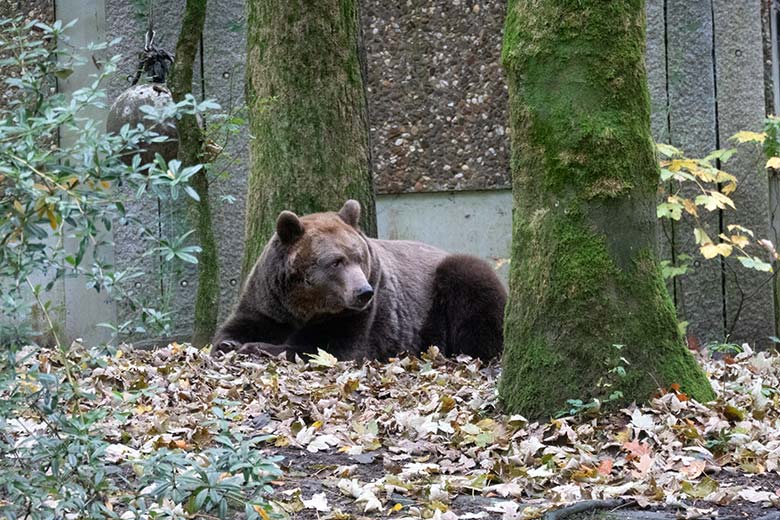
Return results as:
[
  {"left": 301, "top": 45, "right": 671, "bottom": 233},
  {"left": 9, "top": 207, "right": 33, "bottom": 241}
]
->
[
  {"left": 645, "top": 0, "right": 676, "bottom": 300},
  {"left": 200, "top": 0, "right": 248, "bottom": 323},
  {"left": 666, "top": 0, "right": 724, "bottom": 345},
  {"left": 105, "top": 0, "right": 200, "bottom": 342},
  {"left": 56, "top": 0, "right": 117, "bottom": 344},
  {"left": 377, "top": 190, "right": 512, "bottom": 283},
  {"left": 645, "top": 0, "right": 669, "bottom": 144},
  {"left": 104, "top": 0, "right": 165, "bottom": 342},
  {"left": 713, "top": 0, "right": 775, "bottom": 346}
]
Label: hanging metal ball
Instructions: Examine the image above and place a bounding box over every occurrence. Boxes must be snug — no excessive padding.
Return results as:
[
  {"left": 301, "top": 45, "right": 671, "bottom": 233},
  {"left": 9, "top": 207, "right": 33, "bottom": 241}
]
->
[{"left": 107, "top": 83, "right": 179, "bottom": 166}]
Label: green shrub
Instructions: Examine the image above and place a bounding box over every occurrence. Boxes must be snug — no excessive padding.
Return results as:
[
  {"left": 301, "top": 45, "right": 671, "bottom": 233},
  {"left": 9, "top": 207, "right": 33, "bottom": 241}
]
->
[{"left": 0, "top": 17, "right": 279, "bottom": 519}]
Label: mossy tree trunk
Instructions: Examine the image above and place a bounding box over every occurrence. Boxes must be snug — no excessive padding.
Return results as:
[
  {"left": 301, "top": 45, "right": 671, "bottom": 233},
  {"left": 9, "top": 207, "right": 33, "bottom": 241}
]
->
[
  {"left": 169, "top": 0, "right": 220, "bottom": 347},
  {"left": 242, "top": 0, "right": 376, "bottom": 278},
  {"left": 499, "top": 0, "right": 715, "bottom": 418}
]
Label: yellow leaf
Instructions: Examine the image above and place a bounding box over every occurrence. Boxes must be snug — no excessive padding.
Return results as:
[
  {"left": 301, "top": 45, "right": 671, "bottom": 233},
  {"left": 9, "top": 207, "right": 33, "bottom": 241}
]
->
[
  {"left": 767, "top": 157, "right": 780, "bottom": 169},
  {"left": 668, "top": 159, "right": 699, "bottom": 173},
  {"left": 13, "top": 200, "right": 24, "bottom": 213},
  {"left": 134, "top": 404, "right": 153, "bottom": 414},
  {"left": 100, "top": 180, "right": 111, "bottom": 190},
  {"left": 721, "top": 181, "right": 737, "bottom": 195},
  {"left": 701, "top": 242, "right": 733, "bottom": 259},
  {"left": 730, "top": 131, "right": 766, "bottom": 144},
  {"left": 254, "top": 505, "right": 271, "bottom": 520},
  {"left": 439, "top": 395, "right": 456, "bottom": 413},
  {"left": 727, "top": 234, "right": 749, "bottom": 248},
  {"left": 714, "top": 170, "right": 738, "bottom": 184},
  {"left": 710, "top": 191, "right": 736, "bottom": 209},
  {"left": 694, "top": 227, "right": 711, "bottom": 245},
  {"left": 683, "top": 199, "right": 698, "bottom": 217},
  {"left": 46, "top": 207, "right": 57, "bottom": 230},
  {"left": 727, "top": 224, "right": 754, "bottom": 237},
  {"left": 306, "top": 349, "right": 338, "bottom": 368}
]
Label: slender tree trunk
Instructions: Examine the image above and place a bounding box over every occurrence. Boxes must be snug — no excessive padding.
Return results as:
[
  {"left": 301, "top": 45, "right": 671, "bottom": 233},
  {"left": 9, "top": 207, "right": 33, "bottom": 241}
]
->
[
  {"left": 499, "top": 0, "right": 714, "bottom": 417},
  {"left": 242, "top": 0, "right": 376, "bottom": 279},
  {"left": 169, "top": 0, "right": 220, "bottom": 347}
]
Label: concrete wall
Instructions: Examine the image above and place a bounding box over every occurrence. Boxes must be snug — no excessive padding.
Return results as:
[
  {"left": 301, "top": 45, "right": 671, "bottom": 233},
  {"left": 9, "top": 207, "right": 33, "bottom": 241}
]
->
[
  {"left": 39, "top": 0, "right": 776, "bottom": 348},
  {"left": 377, "top": 190, "right": 512, "bottom": 283}
]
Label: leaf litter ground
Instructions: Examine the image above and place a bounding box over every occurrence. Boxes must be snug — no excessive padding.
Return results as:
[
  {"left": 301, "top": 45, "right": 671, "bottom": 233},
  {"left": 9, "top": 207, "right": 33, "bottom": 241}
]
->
[{"left": 10, "top": 344, "right": 780, "bottom": 519}]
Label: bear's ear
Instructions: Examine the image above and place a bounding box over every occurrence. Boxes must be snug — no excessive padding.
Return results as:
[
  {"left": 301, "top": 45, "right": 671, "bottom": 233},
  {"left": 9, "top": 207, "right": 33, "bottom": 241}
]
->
[
  {"left": 276, "top": 210, "right": 304, "bottom": 245},
  {"left": 338, "top": 199, "right": 361, "bottom": 228}
]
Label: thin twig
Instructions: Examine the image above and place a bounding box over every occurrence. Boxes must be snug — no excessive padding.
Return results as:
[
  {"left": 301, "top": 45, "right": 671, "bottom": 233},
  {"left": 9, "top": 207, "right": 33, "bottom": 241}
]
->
[
  {"left": 25, "top": 277, "right": 78, "bottom": 394},
  {"left": 543, "top": 499, "right": 631, "bottom": 519}
]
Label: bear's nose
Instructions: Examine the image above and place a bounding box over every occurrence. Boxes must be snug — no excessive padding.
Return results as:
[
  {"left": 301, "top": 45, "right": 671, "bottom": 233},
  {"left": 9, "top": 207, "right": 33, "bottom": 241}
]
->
[{"left": 355, "top": 285, "right": 374, "bottom": 305}]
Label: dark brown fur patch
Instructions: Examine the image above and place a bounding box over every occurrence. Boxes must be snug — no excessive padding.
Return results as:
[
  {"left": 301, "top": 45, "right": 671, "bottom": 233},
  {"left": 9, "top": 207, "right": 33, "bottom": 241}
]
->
[{"left": 213, "top": 204, "right": 507, "bottom": 362}]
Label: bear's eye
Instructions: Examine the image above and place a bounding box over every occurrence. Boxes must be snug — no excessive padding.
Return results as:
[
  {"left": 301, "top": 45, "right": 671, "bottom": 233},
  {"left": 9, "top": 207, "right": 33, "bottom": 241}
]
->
[{"left": 330, "top": 257, "right": 345, "bottom": 268}]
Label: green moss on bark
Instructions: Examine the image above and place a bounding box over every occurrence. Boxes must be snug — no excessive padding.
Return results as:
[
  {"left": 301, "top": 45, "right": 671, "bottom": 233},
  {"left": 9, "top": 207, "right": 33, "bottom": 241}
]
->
[
  {"left": 499, "top": 0, "right": 714, "bottom": 417},
  {"left": 169, "top": 0, "right": 220, "bottom": 347},
  {"left": 242, "top": 0, "right": 376, "bottom": 279}
]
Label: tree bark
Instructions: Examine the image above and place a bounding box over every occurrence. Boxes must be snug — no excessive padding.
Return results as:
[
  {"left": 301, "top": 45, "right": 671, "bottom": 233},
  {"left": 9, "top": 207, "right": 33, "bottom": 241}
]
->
[
  {"left": 499, "top": 0, "right": 715, "bottom": 417},
  {"left": 168, "top": 0, "right": 220, "bottom": 347},
  {"left": 242, "top": 0, "right": 376, "bottom": 279}
]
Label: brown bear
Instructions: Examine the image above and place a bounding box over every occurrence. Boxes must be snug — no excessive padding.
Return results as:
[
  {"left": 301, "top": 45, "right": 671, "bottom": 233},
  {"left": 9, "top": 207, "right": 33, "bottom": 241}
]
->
[{"left": 212, "top": 200, "right": 506, "bottom": 361}]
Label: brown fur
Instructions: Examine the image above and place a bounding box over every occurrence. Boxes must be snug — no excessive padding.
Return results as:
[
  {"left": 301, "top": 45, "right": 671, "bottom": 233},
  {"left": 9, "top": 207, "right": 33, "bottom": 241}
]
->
[{"left": 213, "top": 201, "right": 506, "bottom": 361}]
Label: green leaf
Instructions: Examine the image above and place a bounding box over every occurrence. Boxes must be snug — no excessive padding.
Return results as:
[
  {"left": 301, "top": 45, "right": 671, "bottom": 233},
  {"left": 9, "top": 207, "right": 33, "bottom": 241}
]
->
[
  {"left": 194, "top": 487, "right": 209, "bottom": 509},
  {"left": 704, "top": 148, "right": 737, "bottom": 164},
  {"left": 736, "top": 256, "right": 773, "bottom": 272},
  {"left": 730, "top": 131, "right": 765, "bottom": 144},
  {"left": 660, "top": 260, "right": 689, "bottom": 279},
  {"left": 656, "top": 143, "right": 683, "bottom": 158},
  {"left": 184, "top": 185, "right": 200, "bottom": 201},
  {"left": 176, "top": 252, "right": 199, "bottom": 264},
  {"left": 657, "top": 202, "right": 682, "bottom": 220},
  {"left": 681, "top": 476, "right": 719, "bottom": 499},
  {"left": 54, "top": 68, "right": 74, "bottom": 80}
]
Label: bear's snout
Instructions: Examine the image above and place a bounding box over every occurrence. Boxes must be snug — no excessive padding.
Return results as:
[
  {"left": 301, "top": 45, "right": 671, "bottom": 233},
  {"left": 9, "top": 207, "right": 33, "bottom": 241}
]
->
[{"left": 354, "top": 284, "right": 374, "bottom": 307}]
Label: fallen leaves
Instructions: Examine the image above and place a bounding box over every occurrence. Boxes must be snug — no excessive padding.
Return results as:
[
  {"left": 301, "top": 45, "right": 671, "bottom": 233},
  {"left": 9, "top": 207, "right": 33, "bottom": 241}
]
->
[{"left": 7, "top": 342, "right": 780, "bottom": 519}]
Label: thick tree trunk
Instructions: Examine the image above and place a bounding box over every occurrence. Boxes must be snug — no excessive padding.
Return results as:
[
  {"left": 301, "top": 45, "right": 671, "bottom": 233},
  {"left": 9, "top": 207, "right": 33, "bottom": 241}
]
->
[
  {"left": 169, "top": 0, "right": 220, "bottom": 347},
  {"left": 242, "top": 0, "right": 376, "bottom": 278},
  {"left": 499, "top": 0, "right": 715, "bottom": 417}
]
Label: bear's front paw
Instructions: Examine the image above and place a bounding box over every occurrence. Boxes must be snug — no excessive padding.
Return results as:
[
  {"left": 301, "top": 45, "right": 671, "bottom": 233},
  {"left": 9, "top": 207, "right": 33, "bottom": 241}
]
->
[
  {"left": 237, "top": 342, "right": 288, "bottom": 358},
  {"left": 212, "top": 339, "right": 241, "bottom": 356}
]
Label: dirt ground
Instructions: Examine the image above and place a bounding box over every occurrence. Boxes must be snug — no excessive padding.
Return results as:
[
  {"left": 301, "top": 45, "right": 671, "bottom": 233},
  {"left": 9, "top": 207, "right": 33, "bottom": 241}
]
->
[{"left": 266, "top": 446, "right": 780, "bottom": 519}]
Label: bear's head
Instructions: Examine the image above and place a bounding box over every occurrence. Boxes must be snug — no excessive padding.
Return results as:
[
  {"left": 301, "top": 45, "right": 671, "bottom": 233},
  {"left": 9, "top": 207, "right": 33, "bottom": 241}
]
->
[{"left": 272, "top": 200, "right": 375, "bottom": 321}]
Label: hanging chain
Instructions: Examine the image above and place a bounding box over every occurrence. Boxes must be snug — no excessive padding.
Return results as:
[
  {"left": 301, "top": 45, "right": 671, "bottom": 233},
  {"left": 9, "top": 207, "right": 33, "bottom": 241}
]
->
[{"left": 130, "top": 0, "right": 174, "bottom": 85}]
